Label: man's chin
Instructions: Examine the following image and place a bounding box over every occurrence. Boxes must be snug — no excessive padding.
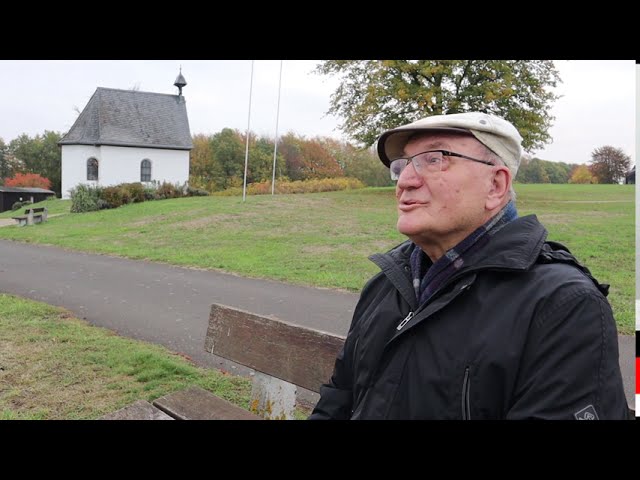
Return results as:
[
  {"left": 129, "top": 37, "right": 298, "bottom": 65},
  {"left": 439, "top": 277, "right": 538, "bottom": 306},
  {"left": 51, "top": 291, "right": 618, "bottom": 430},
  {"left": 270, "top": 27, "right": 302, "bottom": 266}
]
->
[{"left": 397, "top": 220, "right": 426, "bottom": 238}]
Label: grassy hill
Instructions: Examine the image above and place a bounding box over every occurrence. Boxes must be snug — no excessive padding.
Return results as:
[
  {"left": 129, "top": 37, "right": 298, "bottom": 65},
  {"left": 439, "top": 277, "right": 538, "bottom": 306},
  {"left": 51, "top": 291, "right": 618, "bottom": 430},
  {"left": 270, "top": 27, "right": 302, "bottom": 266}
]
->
[{"left": 0, "top": 184, "right": 634, "bottom": 333}]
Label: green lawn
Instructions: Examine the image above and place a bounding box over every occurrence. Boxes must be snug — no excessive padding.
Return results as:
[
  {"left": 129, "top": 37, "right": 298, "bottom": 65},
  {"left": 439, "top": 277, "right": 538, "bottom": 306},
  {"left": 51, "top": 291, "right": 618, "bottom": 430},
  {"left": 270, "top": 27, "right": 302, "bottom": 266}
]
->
[
  {"left": 0, "top": 184, "right": 634, "bottom": 333},
  {"left": 0, "top": 294, "right": 253, "bottom": 420}
]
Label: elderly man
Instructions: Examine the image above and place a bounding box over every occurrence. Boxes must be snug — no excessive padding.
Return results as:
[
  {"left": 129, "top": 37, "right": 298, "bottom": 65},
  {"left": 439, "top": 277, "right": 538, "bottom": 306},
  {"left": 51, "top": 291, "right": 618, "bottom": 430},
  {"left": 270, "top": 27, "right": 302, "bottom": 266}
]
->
[{"left": 309, "top": 112, "right": 628, "bottom": 420}]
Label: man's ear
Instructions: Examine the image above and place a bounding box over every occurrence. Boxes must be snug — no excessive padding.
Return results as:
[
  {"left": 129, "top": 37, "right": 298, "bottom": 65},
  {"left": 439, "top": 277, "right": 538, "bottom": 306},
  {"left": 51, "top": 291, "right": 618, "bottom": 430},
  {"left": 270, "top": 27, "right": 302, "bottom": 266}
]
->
[{"left": 486, "top": 167, "right": 511, "bottom": 210}]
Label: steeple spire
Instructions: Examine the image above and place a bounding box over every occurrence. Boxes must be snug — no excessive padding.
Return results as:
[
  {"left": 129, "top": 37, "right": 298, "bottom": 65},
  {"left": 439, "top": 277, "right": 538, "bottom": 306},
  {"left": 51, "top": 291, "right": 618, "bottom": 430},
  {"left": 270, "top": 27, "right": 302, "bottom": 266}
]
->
[{"left": 174, "top": 66, "right": 187, "bottom": 96}]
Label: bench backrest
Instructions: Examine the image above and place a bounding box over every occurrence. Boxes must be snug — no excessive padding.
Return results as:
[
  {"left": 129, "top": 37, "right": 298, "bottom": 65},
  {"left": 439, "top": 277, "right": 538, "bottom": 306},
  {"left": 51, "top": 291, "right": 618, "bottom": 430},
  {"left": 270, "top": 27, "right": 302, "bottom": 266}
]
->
[
  {"left": 205, "top": 303, "right": 345, "bottom": 393},
  {"left": 24, "top": 207, "right": 46, "bottom": 214}
]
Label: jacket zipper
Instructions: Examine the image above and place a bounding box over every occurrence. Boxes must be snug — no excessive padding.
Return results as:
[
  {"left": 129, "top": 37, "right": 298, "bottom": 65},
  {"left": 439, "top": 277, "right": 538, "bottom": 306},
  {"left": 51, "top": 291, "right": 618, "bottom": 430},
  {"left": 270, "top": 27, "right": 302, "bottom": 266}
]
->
[
  {"left": 461, "top": 367, "right": 471, "bottom": 420},
  {"left": 396, "top": 311, "right": 414, "bottom": 330}
]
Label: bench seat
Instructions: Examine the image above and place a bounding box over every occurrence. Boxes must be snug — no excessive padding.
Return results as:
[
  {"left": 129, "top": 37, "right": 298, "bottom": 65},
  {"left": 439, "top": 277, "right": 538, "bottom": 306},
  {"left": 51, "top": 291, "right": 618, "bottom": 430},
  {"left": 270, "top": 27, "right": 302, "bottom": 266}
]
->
[
  {"left": 100, "top": 400, "right": 175, "bottom": 420},
  {"left": 99, "top": 387, "right": 260, "bottom": 420},
  {"left": 153, "top": 386, "right": 260, "bottom": 420}
]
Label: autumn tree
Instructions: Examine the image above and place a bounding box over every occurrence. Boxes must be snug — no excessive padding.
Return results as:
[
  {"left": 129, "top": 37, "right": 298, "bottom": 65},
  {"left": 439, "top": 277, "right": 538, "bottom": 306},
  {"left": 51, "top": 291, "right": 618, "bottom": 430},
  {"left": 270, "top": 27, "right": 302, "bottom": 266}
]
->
[
  {"left": 4, "top": 172, "right": 52, "bottom": 189},
  {"left": 516, "top": 158, "right": 549, "bottom": 183},
  {"left": 544, "top": 161, "right": 573, "bottom": 184},
  {"left": 589, "top": 146, "right": 631, "bottom": 184},
  {"left": 569, "top": 165, "right": 598, "bottom": 184},
  {"left": 0, "top": 152, "right": 24, "bottom": 186},
  {"left": 316, "top": 60, "right": 561, "bottom": 151},
  {"left": 247, "top": 136, "right": 286, "bottom": 184},
  {"left": 9, "top": 131, "right": 63, "bottom": 195},
  {"left": 318, "top": 137, "right": 392, "bottom": 187},
  {"left": 296, "top": 138, "right": 343, "bottom": 180},
  {"left": 278, "top": 132, "right": 306, "bottom": 181},
  {"left": 211, "top": 128, "right": 245, "bottom": 189},
  {"left": 189, "top": 134, "right": 218, "bottom": 192},
  {"left": 0, "top": 138, "right": 9, "bottom": 183}
]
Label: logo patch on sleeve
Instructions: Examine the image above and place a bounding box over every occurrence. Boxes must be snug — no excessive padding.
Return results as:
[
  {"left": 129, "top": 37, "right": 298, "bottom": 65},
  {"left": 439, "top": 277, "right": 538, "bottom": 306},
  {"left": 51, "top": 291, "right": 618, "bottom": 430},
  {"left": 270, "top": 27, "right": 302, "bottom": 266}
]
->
[{"left": 574, "top": 405, "right": 599, "bottom": 420}]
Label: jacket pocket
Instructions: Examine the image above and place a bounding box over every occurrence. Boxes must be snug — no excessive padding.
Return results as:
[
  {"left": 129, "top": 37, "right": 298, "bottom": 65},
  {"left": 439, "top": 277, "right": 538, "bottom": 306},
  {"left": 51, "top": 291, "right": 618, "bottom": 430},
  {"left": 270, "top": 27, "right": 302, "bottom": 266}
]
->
[{"left": 461, "top": 366, "right": 471, "bottom": 420}]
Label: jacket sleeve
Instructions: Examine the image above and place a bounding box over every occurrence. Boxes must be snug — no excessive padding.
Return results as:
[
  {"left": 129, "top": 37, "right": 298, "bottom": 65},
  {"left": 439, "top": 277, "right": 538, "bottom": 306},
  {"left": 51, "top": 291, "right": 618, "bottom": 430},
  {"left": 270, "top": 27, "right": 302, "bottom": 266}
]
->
[
  {"left": 307, "top": 337, "right": 355, "bottom": 420},
  {"left": 506, "top": 286, "right": 629, "bottom": 420},
  {"left": 307, "top": 273, "right": 385, "bottom": 420}
]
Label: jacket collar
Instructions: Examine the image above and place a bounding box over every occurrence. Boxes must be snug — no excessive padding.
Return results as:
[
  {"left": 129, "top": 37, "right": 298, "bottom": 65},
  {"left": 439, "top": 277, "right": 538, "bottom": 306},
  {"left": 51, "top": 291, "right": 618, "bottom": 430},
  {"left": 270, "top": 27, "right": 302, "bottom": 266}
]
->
[
  {"left": 369, "top": 215, "right": 548, "bottom": 303},
  {"left": 462, "top": 214, "right": 548, "bottom": 271}
]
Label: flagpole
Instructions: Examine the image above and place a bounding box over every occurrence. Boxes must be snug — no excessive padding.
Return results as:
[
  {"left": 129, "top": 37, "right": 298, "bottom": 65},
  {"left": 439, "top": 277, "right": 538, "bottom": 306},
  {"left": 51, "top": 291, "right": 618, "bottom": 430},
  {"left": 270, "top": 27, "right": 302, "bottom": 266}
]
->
[
  {"left": 271, "top": 60, "right": 283, "bottom": 195},
  {"left": 242, "top": 60, "right": 255, "bottom": 202}
]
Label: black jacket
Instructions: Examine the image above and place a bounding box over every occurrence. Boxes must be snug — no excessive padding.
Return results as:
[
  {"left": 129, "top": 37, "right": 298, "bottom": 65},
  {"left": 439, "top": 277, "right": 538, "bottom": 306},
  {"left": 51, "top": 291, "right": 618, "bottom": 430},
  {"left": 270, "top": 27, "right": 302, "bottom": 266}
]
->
[{"left": 309, "top": 215, "right": 628, "bottom": 420}]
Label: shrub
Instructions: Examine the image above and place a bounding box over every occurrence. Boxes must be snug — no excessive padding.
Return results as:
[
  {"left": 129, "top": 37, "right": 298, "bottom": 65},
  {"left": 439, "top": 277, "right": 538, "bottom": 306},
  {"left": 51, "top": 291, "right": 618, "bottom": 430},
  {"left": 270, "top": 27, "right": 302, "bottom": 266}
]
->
[
  {"left": 101, "top": 186, "right": 131, "bottom": 209},
  {"left": 155, "top": 181, "right": 182, "bottom": 200},
  {"left": 213, "top": 177, "right": 366, "bottom": 196},
  {"left": 186, "top": 186, "right": 209, "bottom": 197},
  {"left": 11, "top": 200, "right": 32, "bottom": 211},
  {"left": 70, "top": 184, "right": 102, "bottom": 213},
  {"left": 121, "top": 182, "right": 146, "bottom": 203},
  {"left": 143, "top": 184, "right": 157, "bottom": 201}
]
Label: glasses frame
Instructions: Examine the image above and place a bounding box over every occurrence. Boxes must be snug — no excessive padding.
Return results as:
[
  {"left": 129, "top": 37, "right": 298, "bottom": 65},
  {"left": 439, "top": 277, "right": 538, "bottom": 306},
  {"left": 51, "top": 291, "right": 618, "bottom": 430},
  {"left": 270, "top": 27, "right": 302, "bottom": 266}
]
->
[{"left": 390, "top": 149, "right": 495, "bottom": 181}]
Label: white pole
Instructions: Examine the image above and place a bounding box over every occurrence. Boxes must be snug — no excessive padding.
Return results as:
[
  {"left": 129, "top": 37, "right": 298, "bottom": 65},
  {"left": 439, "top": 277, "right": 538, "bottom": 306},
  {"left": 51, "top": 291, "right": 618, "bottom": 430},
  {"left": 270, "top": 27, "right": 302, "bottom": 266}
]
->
[
  {"left": 242, "top": 60, "right": 255, "bottom": 202},
  {"left": 271, "top": 60, "right": 283, "bottom": 195}
]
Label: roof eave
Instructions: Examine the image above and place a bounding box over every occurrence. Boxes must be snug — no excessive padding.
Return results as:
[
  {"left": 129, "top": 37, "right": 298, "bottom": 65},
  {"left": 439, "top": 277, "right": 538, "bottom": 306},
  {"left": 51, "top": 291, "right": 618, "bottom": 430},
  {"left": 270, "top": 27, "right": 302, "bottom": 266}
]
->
[{"left": 58, "top": 141, "right": 192, "bottom": 151}]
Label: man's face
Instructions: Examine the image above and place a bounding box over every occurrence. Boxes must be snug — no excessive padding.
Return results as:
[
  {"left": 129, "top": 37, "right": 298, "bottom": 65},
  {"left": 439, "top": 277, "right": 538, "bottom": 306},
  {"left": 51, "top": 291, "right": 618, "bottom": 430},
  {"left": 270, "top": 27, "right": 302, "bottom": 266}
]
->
[{"left": 395, "top": 132, "right": 496, "bottom": 247}]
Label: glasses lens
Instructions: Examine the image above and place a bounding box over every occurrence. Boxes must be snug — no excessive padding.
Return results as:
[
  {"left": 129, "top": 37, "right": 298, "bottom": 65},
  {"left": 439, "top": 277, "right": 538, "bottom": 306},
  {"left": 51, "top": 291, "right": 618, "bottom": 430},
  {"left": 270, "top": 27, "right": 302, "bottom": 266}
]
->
[
  {"left": 390, "top": 159, "right": 406, "bottom": 180},
  {"left": 389, "top": 151, "right": 445, "bottom": 180},
  {"left": 417, "top": 151, "right": 443, "bottom": 172}
]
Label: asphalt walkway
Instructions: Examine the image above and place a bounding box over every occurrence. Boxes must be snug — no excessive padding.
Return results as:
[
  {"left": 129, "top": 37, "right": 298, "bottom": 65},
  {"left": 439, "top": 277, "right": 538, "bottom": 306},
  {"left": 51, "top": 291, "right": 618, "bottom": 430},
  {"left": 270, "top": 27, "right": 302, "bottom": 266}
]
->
[{"left": 0, "top": 239, "right": 634, "bottom": 410}]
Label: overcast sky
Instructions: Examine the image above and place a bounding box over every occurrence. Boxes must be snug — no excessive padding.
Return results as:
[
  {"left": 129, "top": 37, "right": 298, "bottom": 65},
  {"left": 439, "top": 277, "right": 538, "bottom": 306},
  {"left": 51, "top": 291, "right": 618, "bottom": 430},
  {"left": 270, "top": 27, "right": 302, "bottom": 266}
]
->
[{"left": 0, "top": 60, "right": 635, "bottom": 166}]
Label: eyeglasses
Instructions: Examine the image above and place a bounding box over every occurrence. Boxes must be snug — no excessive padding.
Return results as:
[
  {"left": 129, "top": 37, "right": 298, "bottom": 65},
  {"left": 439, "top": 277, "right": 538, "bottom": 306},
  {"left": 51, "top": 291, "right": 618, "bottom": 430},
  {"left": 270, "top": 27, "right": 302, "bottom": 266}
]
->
[{"left": 389, "top": 149, "right": 495, "bottom": 181}]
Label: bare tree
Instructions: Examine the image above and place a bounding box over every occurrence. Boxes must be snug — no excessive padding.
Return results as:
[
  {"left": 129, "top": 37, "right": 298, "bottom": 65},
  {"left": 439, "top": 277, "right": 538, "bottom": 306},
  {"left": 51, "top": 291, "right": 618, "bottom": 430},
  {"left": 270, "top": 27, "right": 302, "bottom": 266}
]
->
[{"left": 589, "top": 146, "right": 631, "bottom": 184}]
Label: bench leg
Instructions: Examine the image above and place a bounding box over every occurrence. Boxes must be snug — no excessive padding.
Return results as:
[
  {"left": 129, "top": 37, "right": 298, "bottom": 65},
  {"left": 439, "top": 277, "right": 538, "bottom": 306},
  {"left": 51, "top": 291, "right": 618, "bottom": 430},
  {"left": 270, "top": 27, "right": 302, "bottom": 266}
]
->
[{"left": 250, "top": 373, "right": 297, "bottom": 420}]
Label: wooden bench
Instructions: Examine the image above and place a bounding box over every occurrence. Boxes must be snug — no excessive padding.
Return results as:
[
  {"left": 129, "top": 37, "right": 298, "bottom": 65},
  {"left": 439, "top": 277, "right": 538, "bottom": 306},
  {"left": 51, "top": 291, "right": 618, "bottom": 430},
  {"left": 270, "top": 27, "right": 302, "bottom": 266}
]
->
[
  {"left": 203, "top": 303, "right": 346, "bottom": 419},
  {"left": 101, "top": 301, "right": 636, "bottom": 420},
  {"left": 12, "top": 207, "right": 48, "bottom": 226},
  {"left": 100, "top": 303, "right": 345, "bottom": 420},
  {"left": 100, "top": 387, "right": 261, "bottom": 420}
]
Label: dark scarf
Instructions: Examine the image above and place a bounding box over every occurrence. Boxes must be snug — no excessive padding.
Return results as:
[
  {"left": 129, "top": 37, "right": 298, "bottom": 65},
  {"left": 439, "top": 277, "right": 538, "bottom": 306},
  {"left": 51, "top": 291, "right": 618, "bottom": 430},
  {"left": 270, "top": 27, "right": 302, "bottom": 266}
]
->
[{"left": 410, "top": 201, "right": 518, "bottom": 306}]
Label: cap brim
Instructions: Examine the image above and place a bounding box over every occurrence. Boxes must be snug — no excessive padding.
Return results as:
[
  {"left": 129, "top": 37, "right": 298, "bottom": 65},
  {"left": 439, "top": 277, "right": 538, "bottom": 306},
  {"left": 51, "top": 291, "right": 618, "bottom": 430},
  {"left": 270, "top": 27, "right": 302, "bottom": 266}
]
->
[{"left": 377, "top": 127, "right": 472, "bottom": 167}]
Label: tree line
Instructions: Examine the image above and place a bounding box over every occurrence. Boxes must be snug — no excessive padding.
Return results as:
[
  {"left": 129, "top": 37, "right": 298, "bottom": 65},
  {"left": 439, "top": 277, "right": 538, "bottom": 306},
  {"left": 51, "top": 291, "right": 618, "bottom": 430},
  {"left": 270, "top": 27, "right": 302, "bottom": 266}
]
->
[
  {"left": 189, "top": 128, "right": 391, "bottom": 192},
  {"left": 0, "top": 129, "right": 632, "bottom": 198},
  {"left": 516, "top": 146, "right": 631, "bottom": 185}
]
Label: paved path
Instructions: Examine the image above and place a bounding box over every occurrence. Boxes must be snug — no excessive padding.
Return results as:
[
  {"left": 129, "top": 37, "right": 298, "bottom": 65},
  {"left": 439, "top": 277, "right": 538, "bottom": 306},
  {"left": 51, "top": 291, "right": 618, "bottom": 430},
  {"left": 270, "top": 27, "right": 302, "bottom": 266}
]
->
[
  {"left": 0, "top": 239, "right": 634, "bottom": 409},
  {"left": 0, "top": 239, "right": 357, "bottom": 375}
]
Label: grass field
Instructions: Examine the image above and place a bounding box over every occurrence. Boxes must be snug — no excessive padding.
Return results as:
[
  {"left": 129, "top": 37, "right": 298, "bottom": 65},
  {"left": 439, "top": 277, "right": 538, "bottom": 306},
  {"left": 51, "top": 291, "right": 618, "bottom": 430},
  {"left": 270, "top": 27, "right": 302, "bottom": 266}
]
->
[
  {"left": 0, "top": 294, "right": 254, "bottom": 419},
  {"left": 0, "top": 184, "right": 634, "bottom": 333}
]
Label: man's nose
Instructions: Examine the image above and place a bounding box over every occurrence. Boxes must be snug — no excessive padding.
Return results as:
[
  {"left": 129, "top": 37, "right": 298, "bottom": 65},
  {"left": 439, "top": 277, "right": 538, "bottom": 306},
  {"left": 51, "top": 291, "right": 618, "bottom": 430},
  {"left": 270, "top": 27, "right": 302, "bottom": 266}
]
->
[{"left": 397, "top": 161, "right": 423, "bottom": 189}]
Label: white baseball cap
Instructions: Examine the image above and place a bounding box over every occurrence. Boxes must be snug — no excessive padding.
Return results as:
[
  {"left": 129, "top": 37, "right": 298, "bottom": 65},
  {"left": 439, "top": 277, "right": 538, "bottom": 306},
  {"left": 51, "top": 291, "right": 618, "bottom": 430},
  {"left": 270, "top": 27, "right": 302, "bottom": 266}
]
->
[{"left": 377, "top": 111, "right": 524, "bottom": 176}]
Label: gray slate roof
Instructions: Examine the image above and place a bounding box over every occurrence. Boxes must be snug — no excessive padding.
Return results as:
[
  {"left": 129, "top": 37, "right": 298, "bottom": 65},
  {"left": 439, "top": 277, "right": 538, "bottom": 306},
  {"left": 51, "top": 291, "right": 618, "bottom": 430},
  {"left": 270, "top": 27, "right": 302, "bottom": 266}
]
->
[
  {"left": 58, "top": 87, "right": 193, "bottom": 150},
  {"left": 0, "top": 186, "right": 55, "bottom": 194}
]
